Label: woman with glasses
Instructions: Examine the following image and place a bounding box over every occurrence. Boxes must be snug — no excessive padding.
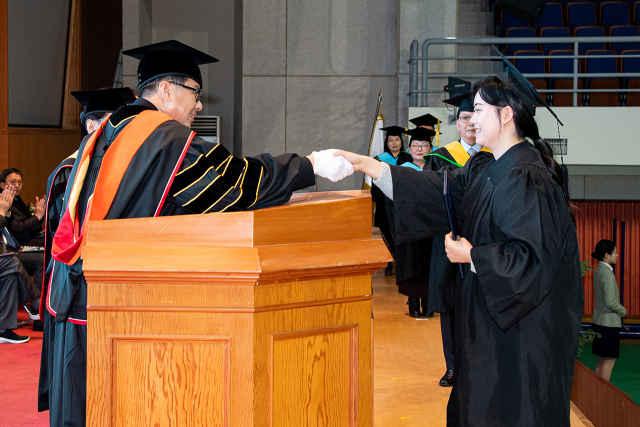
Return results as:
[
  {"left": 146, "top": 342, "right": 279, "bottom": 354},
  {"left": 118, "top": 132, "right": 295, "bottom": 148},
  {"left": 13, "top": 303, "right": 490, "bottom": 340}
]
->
[
  {"left": 331, "top": 51, "right": 584, "bottom": 426},
  {"left": 393, "top": 127, "right": 437, "bottom": 317},
  {"left": 398, "top": 128, "right": 434, "bottom": 171}
]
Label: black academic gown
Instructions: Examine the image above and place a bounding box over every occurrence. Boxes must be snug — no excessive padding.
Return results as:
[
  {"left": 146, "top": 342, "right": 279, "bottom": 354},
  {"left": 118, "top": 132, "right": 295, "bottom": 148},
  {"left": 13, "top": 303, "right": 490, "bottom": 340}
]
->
[
  {"left": 39, "top": 98, "right": 316, "bottom": 427},
  {"left": 388, "top": 142, "right": 584, "bottom": 427},
  {"left": 423, "top": 143, "right": 467, "bottom": 313},
  {"left": 38, "top": 154, "right": 75, "bottom": 412},
  {"left": 392, "top": 159, "right": 432, "bottom": 299}
]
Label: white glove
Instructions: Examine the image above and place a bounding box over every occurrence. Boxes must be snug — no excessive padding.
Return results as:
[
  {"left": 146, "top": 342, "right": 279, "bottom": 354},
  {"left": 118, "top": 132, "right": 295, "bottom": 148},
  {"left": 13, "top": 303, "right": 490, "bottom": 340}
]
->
[{"left": 311, "top": 149, "right": 355, "bottom": 182}]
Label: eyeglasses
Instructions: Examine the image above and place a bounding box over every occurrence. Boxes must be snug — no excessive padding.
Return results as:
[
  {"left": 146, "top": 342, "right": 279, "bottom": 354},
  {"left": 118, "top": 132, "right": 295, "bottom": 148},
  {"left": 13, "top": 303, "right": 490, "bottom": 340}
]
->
[
  {"left": 411, "top": 144, "right": 430, "bottom": 150},
  {"left": 458, "top": 116, "right": 473, "bottom": 124},
  {"left": 168, "top": 81, "right": 202, "bottom": 103},
  {"left": 7, "top": 180, "right": 22, "bottom": 186}
]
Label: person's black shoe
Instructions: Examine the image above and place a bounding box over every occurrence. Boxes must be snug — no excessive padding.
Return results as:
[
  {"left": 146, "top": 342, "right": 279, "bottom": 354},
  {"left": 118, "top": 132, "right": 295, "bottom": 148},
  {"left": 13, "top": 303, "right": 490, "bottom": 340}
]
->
[
  {"left": 32, "top": 320, "right": 44, "bottom": 332},
  {"left": 439, "top": 370, "right": 454, "bottom": 387},
  {"left": 408, "top": 297, "right": 421, "bottom": 318},
  {"left": 0, "top": 330, "right": 30, "bottom": 344},
  {"left": 421, "top": 299, "right": 434, "bottom": 317}
]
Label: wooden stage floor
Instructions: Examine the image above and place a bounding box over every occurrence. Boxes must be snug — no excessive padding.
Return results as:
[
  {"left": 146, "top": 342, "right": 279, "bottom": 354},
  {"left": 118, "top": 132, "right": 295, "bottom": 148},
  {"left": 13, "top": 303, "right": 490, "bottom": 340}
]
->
[{"left": 371, "top": 271, "right": 592, "bottom": 427}]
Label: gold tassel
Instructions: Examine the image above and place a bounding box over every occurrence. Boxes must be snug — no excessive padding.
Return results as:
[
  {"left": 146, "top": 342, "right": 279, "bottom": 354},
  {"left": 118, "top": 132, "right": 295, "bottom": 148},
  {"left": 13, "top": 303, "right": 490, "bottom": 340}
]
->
[{"left": 436, "top": 119, "right": 440, "bottom": 147}]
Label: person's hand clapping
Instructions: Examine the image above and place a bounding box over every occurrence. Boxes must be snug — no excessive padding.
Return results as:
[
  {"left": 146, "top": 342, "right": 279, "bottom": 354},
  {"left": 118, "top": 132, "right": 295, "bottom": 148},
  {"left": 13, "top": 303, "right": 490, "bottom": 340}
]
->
[
  {"left": 35, "top": 196, "right": 45, "bottom": 221},
  {"left": 0, "top": 186, "right": 15, "bottom": 217},
  {"left": 444, "top": 232, "right": 473, "bottom": 263},
  {"left": 311, "top": 149, "right": 355, "bottom": 182}
]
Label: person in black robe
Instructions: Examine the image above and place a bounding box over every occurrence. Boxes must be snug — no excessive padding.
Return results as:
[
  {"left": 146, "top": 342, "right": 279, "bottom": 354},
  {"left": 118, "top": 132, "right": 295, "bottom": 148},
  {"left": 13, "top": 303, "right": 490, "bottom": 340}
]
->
[
  {"left": 372, "top": 125, "right": 405, "bottom": 275},
  {"left": 422, "top": 92, "right": 487, "bottom": 387},
  {"left": 38, "top": 88, "right": 136, "bottom": 413},
  {"left": 394, "top": 127, "right": 436, "bottom": 318},
  {"left": 39, "top": 40, "right": 353, "bottom": 427},
  {"left": 333, "top": 51, "right": 584, "bottom": 426}
]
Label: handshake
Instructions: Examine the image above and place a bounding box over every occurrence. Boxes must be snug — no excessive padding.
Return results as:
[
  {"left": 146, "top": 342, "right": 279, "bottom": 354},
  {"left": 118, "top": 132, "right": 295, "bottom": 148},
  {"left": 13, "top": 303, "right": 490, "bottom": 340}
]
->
[{"left": 311, "top": 149, "right": 355, "bottom": 183}]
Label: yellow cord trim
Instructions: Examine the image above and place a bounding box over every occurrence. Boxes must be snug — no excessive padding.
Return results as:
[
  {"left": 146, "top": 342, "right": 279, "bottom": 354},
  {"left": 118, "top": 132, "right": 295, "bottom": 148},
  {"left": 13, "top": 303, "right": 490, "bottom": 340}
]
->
[
  {"left": 109, "top": 114, "right": 138, "bottom": 129},
  {"left": 182, "top": 175, "right": 221, "bottom": 206},
  {"left": 247, "top": 167, "right": 264, "bottom": 208},
  {"left": 175, "top": 154, "right": 203, "bottom": 176},
  {"left": 172, "top": 166, "right": 215, "bottom": 197},
  {"left": 216, "top": 155, "right": 231, "bottom": 171},
  {"left": 203, "top": 186, "right": 234, "bottom": 213}
]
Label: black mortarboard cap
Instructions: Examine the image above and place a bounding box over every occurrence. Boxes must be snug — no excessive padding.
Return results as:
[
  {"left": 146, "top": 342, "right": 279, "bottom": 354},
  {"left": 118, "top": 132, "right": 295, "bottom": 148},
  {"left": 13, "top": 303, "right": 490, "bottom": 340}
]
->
[
  {"left": 492, "top": 45, "right": 563, "bottom": 126},
  {"left": 409, "top": 113, "right": 440, "bottom": 129},
  {"left": 71, "top": 87, "right": 136, "bottom": 127},
  {"left": 380, "top": 125, "right": 406, "bottom": 137},
  {"left": 123, "top": 40, "right": 219, "bottom": 88},
  {"left": 403, "top": 127, "right": 436, "bottom": 141},
  {"left": 443, "top": 91, "right": 474, "bottom": 113}
]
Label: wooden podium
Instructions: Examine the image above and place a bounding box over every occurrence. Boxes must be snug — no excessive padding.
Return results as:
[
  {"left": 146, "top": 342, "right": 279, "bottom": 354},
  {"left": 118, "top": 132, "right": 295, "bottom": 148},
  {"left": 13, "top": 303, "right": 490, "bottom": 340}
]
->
[{"left": 84, "top": 190, "right": 391, "bottom": 427}]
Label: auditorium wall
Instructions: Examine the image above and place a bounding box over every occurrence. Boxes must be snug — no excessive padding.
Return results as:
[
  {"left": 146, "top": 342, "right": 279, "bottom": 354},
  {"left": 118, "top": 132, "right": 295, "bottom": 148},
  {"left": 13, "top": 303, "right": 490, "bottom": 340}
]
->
[{"left": 122, "top": 0, "right": 457, "bottom": 192}]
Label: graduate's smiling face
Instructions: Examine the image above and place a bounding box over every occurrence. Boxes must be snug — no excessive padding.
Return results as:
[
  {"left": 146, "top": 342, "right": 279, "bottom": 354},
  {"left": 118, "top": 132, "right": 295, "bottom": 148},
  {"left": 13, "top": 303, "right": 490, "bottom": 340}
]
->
[
  {"left": 471, "top": 91, "right": 514, "bottom": 150},
  {"left": 470, "top": 92, "right": 499, "bottom": 147}
]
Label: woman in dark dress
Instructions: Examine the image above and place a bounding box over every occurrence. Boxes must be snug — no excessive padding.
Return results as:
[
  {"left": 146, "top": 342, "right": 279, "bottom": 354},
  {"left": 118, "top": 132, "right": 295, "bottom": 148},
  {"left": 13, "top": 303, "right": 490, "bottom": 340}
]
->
[
  {"left": 334, "top": 59, "right": 584, "bottom": 426},
  {"left": 372, "top": 126, "right": 405, "bottom": 275}
]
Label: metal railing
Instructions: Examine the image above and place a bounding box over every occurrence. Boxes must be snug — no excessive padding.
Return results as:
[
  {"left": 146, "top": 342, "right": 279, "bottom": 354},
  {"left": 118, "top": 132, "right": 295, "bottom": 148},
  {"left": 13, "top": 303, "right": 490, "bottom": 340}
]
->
[{"left": 409, "top": 36, "right": 640, "bottom": 107}]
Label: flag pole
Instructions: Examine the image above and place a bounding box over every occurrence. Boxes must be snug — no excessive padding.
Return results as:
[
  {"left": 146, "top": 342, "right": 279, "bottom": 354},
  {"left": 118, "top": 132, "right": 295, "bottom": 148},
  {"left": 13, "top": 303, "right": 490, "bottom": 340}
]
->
[
  {"left": 366, "top": 90, "right": 383, "bottom": 157},
  {"left": 363, "top": 90, "right": 383, "bottom": 189}
]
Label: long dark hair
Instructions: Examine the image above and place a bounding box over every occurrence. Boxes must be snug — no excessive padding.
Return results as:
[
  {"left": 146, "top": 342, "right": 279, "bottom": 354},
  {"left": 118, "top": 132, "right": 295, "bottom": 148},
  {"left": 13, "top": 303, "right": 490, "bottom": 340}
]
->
[
  {"left": 383, "top": 134, "right": 405, "bottom": 155},
  {"left": 472, "top": 77, "right": 565, "bottom": 195},
  {"left": 592, "top": 239, "right": 615, "bottom": 261}
]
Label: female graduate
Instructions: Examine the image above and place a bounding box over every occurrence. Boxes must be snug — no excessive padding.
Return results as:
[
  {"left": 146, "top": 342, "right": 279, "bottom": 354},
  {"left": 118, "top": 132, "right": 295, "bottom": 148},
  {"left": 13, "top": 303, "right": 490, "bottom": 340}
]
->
[
  {"left": 374, "top": 126, "right": 406, "bottom": 165},
  {"left": 394, "top": 127, "right": 436, "bottom": 317},
  {"left": 333, "top": 51, "right": 584, "bottom": 426},
  {"left": 372, "top": 126, "right": 406, "bottom": 274}
]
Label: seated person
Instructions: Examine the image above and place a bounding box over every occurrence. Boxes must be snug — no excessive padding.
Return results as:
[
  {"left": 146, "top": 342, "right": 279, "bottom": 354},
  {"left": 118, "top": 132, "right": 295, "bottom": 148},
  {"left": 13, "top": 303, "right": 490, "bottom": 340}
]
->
[
  {"left": 0, "top": 168, "right": 45, "bottom": 246},
  {"left": 0, "top": 187, "right": 41, "bottom": 343}
]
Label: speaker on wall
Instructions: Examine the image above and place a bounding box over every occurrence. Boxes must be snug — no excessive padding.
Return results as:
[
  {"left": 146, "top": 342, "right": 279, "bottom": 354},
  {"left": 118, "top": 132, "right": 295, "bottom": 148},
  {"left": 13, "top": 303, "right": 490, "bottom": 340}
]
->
[{"left": 494, "top": 0, "right": 546, "bottom": 23}]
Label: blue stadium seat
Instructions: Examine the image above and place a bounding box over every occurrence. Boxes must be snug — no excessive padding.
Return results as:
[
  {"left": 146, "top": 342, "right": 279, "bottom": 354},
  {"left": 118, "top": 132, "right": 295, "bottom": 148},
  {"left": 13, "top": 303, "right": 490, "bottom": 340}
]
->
[
  {"left": 567, "top": 3, "right": 597, "bottom": 30},
  {"left": 585, "top": 49, "right": 621, "bottom": 105},
  {"left": 514, "top": 51, "right": 548, "bottom": 102},
  {"left": 541, "top": 27, "right": 572, "bottom": 54},
  {"left": 574, "top": 26, "right": 606, "bottom": 54},
  {"left": 505, "top": 28, "right": 537, "bottom": 55},
  {"left": 621, "top": 49, "right": 640, "bottom": 105},
  {"left": 514, "top": 50, "right": 545, "bottom": 73},
  {"left": 600, "top": 2, "right": 630, "bottom": 29},
  {"left": 549, "top": 49, "right": 584, "bottom": 106},
  {"left": 502, "top": 11, "right": 530, "bottom": 34},
  {"left": 536, "top": 3, "right": 564, "bottom": 32},
  {"left": 610, "top": 25, "right": 640, "bottom": 54}
]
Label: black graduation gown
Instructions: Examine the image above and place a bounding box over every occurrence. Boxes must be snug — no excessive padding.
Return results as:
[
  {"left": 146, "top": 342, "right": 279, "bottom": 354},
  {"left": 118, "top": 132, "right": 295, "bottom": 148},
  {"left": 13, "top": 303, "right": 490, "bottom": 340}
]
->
[
  {"left": 393, "top": 161, "right": 432, "bottom": 299},
  {"left": 388, "top": 142, "right": 584, "bottom": 427},
  {"left": 423, "top": 144, "right": 468, "bottom": 313},
  {"left": 39, "top": 99, "right": 316, "bottom": 426}
]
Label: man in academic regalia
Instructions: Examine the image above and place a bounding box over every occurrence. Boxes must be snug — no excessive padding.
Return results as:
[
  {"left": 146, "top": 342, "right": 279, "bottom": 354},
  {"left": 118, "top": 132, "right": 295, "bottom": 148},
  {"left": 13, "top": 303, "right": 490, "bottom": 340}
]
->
[
  {"left": 38, "top": 40, "right": 352, "bottom": 427},
  {"left": 38, "top": 88, "right": 136, "bottom": 412},
  {"left": 423, "top": 93, "right": 491, "bottom": 387}
]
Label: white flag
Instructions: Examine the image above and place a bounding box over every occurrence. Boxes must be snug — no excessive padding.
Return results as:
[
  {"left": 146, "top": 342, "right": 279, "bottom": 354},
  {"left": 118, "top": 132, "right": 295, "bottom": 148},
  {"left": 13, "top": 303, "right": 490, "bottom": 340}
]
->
[{"left": 365, "top": 115, "right": 385, "bottom": 187}]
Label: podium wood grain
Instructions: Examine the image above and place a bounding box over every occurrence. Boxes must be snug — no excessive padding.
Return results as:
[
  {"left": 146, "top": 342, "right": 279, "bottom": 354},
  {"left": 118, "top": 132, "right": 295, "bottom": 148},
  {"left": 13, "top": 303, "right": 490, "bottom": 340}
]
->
[{"left": 84, "top": 191, "right": 390, "bottom": 427}]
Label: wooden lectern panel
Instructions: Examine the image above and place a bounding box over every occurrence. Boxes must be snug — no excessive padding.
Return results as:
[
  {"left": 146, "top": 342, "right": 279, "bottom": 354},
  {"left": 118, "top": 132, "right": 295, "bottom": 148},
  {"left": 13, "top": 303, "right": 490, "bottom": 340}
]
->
[
  {"left": 111, "top": 336, "right": 229, "bottom": 427},
  {"left": 85, "top": 191, "right": 387, "bottom": 427},
  {"left": 271, "top": 325, "right": 358, "bottom": 427}
]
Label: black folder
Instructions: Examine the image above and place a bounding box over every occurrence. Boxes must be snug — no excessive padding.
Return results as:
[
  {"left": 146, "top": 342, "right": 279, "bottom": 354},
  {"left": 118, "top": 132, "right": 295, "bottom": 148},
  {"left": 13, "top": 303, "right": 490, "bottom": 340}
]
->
[{"left": 443, "top": 170, "right": 465, "bottom": 279}]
